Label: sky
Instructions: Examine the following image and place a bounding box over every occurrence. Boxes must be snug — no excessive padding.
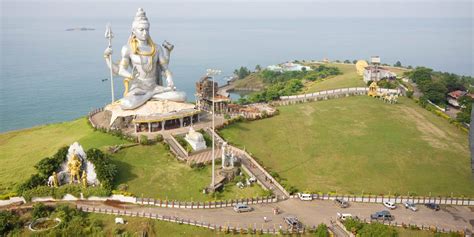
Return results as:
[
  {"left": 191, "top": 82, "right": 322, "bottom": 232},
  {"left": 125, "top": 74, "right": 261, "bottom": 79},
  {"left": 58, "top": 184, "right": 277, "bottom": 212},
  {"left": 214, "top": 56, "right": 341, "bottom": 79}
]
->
[{"left": 2, "top": 0, "right": 473, "bottom": 19}]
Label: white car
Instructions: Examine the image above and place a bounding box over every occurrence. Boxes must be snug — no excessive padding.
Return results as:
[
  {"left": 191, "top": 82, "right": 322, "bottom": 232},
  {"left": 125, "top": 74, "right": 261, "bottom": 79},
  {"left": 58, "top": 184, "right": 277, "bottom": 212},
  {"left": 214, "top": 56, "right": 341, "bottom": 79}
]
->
[
  {"left": 403, "top": 201, "right": 418, "bottom": 212},
  {"left": 337, "top": 213, "right": 353, "bottom": 221},
  {"left": 383, "top": 201, "right": 397, "bottom": 209},
  {"left": 297, "top": 193, "right": 313, "bottom": 201}
]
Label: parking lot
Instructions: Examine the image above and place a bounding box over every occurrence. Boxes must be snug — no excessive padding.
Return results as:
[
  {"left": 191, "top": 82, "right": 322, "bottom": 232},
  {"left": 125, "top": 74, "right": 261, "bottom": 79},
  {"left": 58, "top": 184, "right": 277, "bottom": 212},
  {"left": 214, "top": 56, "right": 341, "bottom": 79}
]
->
[{"left": 86, "top": 198, "right": 474, "bottom": 232}]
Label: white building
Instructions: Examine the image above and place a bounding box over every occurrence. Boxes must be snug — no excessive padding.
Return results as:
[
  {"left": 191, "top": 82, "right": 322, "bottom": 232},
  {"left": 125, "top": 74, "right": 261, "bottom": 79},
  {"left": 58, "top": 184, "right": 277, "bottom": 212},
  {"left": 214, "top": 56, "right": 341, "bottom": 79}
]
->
[
  {"left": 363, "top": 66, "right": 397, "bottom": 83},
  {"left": 267, "top": 62, "right": 310, "bottom": 72}
]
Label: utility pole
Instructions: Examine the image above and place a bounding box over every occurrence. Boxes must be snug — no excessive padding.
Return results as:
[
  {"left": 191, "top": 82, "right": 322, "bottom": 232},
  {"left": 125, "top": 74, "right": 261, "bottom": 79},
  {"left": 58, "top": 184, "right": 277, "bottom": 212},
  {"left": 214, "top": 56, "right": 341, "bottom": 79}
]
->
[{"left": 207, "top": 69, "right": 221, "bottom": 190}]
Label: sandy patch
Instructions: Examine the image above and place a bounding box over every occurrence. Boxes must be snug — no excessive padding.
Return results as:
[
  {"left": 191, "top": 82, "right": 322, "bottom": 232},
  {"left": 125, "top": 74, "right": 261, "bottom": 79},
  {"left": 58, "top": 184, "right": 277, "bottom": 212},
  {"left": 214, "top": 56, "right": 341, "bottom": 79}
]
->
[{"left": 398, "top": 106, "right": 448, "bottom": 149}]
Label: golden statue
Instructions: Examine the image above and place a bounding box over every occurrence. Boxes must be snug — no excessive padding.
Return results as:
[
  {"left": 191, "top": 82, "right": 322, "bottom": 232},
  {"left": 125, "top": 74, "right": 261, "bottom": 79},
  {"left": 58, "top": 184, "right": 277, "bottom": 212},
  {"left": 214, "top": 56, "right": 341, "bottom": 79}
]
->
[
  {"left": 82, "top": 170, "right": 88, "bottom": 188},
  {"left": 52, "top": 172, "right": 59, "bottom": 188},
  {"left": 368, "top": 81, "right": 379, "bottom": 97},
  {"left": 67, "top": 153, "right": 82, "bottom": 184}
]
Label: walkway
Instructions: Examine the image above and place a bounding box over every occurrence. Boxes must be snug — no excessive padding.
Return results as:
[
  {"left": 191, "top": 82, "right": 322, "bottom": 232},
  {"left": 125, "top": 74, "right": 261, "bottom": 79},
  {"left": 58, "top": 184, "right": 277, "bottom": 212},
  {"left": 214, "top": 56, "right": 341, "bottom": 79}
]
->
[
  {"left": 205, "top": 128, "right": 289, "bottom": 200},
  {"left": 187, "top": 148, "right": 222, "bottom": 164}
]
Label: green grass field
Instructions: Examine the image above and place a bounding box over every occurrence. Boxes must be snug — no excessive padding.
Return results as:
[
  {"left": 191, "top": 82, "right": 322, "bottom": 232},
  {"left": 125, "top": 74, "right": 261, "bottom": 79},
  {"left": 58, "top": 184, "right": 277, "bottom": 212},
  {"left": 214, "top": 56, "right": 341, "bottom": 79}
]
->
[
  {"left": 87, "top": 213, "right": 218, "bottom": 237},
  {"left": 220, "top": 96, "right": 473, "bottom": 196},
  {"left": 0, "top": 118, "right": 129, "bottom": 194},
  {"left": 302, "top": 63, "right": 366, "bottom": 93},
  {"left": 112, "top": 144, "right": 268, "bottom": 201},
  {"left": 0, "top": 118, "right": 266, "bottom": 200}
]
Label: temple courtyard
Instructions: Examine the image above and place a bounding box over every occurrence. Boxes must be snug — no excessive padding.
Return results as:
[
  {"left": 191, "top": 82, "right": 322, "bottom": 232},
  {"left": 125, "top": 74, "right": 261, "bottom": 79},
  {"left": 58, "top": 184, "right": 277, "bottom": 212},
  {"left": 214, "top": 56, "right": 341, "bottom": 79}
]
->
[{"left": 220, "top": 96, "right": 473, "bottom": 196}]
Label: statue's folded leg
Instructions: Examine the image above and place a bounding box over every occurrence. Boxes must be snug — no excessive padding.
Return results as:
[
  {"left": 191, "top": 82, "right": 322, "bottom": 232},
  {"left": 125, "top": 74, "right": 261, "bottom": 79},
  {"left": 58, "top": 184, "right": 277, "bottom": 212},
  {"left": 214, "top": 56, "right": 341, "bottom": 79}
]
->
[
  {"left": 120, "top": 89, "right": 154, "bottom": 110},
  {"left": 152, "top": 91, "right": 187, "bottom": 102}
]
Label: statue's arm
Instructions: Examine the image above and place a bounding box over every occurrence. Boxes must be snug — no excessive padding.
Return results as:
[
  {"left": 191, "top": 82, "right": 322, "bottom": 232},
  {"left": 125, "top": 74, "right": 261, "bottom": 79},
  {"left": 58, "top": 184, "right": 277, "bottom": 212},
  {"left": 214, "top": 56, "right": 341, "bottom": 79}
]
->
[
  {"left": 103, "top": 48, "right": 119, "bottom": 75},
  {"left": 118, "top": 46, "right": 133, "bottom": 79},
  {"left": 157, "top": 44, "right": 174, "bottom": 88}
]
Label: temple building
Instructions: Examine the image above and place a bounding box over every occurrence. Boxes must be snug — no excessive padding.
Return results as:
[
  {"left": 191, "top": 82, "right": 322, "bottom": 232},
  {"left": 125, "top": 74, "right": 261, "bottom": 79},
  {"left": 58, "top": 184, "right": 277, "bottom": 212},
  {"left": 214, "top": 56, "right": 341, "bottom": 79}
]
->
[
  {"left": 195, "top": 76, "right": 231, "bottom": 114},
  {"left": 363, "top": 66, "right": 397, "bottom": 83}
]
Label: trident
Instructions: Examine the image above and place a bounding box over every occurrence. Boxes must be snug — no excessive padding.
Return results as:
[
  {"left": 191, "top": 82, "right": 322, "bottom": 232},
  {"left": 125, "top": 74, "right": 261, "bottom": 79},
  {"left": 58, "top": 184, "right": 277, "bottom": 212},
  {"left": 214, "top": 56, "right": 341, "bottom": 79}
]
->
[{"left": 105, "top": 23, "right": 115, "bottom": 103}]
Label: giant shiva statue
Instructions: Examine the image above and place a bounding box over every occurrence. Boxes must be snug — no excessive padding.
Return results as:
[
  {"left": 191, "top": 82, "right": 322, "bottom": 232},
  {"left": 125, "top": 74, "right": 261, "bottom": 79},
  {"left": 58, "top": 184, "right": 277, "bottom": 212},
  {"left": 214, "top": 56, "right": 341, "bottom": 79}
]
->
[{"left": 104, "top": 8, "right": 186, "bottom": 110}]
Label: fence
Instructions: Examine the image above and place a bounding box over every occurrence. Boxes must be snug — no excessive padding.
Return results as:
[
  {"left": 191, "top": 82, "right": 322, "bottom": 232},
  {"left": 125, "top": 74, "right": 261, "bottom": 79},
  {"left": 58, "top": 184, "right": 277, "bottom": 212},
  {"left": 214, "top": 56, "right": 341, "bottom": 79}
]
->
[
  {"left": 134, "top": 196, "right": 277, "bottom": 209},
  {"left": 78, "top": 205, "right": 305, "bottom": 235},
  {"left": 87, "top": 107, "right": 106, "bottom": 129},
  {"left": 290, "top": 193, "right": 474, "bottom": 206},
  {"left": 276, "top": 87, "right": 401, "bottom": 105}
]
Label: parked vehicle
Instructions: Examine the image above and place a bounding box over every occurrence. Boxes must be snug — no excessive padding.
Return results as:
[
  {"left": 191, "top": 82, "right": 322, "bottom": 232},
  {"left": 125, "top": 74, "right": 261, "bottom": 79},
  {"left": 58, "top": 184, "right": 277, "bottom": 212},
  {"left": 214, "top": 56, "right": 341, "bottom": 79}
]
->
[
  {"left": 383, "top": 201, "right": 397, "bottom": 209},
  {"left": 403, "top": 201, "right": 418, "bottom": 212},
  {"left": 233, "top": 204, "right": 253, "bottom": 213},
  {"left": 297, "top": 193, "right": 313, "bottom": 201},
  {"left": 425, "top": 203, "right": 440, "bottom": 211},
  {"left": 337, "top": 213, "right": 357, "bottom": 221},
  {"left": 334, "top": 198, "right": 349, "bottom": 208},
  {"left": 283, "top": 216, "right": 303, "bottom": 230},
  {"left": 370, "top": 210, "right": 394, "bottom": 221}
]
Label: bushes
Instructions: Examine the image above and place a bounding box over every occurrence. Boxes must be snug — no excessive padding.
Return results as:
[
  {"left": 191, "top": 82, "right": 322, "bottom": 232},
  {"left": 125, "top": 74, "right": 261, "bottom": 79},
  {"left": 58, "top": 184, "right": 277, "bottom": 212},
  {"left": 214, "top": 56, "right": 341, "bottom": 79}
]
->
[
  {"left": 314, "top": 223, "right": 329, "bottom": 237},
  {"left": 17, "top": 146, "right": 69, "bottom": 193},
  {"left": 86, "top": 148, "right": 118, "bottom": 190},
  {"left": 0, "top": 210, "right": 21, "bottom": 235},
  {"left": 17, "top": 174, "right": 46, "bottom": 194},
  {"left": 32, "top": 203, "right": 52, "bottom": 220},
  {"left": 175, "top": 135, "right": 193, "bottom": 153},
  {"left": 343, "top": 218, "right": 397, "bottom": 237},
  {"left": 22, "top": 185, "right": 111, "bottom": 201},
  {"left": 0, "top": 192, "right": 17, "bottom": 200}
]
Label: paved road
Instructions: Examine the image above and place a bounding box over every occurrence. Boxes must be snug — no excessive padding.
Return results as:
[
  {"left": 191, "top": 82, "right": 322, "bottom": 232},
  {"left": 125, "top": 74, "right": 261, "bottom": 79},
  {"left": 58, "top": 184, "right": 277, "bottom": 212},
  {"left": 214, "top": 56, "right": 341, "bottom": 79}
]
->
[{"left": 79, "top": 199, "right": 473, "bottom": 232}]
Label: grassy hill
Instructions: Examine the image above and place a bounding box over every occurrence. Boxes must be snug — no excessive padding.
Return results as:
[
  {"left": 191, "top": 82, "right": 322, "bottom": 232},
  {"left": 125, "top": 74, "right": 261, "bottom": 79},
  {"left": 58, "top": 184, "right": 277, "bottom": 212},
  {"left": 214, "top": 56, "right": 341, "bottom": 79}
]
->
[
  {"left": 302, "top": 63, "right": 366, "bottom": 93},
  {"left": 220, "top": 96, "right": 473, "bottom": 196}
]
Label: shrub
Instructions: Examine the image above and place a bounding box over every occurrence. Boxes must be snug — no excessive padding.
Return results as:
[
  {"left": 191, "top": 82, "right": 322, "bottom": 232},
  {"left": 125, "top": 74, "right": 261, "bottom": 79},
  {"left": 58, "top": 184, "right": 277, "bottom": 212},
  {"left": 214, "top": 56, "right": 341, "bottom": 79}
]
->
[
  {"left": 139, "top": 135, "right": 150, "bottom": 145},
  {"left": 0, "top": 192, "right": 17, "bottom": 200},
  {"left": 0, "top": 211, "right": 21, "bottom": 235},
  {"left": 314, "top": 223, "right": 329, "bottom": 237},
  {"left": 155, "top": 134, "right": 164, "bottom": 143},
  {"left": 22, "top": 186, "right": 54, "bottom": 202},
  {"left": 86, "top": 148, "right": 117, "bottom": 190},
  {"left": 406, "top": 91, "right": 414, "bottom": 98},
  {"left": 17, "top": 174, "right": 46, "bottom": 194},
  {"left": 32, "top": 203, "right": 52, "bottom": 220}
]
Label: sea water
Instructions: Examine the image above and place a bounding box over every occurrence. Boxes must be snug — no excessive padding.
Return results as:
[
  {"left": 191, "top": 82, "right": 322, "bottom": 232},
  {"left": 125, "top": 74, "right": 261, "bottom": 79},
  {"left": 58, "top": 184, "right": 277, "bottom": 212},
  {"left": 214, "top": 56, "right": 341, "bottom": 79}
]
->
[{"left": 1, "top": 17, "right": 472, "bottom": 132}]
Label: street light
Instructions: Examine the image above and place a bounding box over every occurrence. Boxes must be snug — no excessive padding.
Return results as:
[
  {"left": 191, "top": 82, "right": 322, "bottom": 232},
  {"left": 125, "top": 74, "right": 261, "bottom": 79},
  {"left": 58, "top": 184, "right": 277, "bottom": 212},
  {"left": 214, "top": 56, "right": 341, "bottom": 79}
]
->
[{"left": 206, "top": 69, "right": 221, "bottom": 190}]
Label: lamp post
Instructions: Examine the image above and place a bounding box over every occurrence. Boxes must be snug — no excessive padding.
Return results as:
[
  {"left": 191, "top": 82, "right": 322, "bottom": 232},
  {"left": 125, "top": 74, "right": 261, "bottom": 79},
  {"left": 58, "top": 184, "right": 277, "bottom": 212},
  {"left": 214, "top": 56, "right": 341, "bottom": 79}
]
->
[{"left": 207, "top": 68, "right": 221, "bottom": 190}]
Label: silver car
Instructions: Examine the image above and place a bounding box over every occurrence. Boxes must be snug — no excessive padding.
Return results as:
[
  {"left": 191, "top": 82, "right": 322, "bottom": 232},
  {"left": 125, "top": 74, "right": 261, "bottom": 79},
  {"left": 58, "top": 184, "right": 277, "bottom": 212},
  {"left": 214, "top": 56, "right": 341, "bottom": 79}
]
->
[
  {"left": 233, "top": 204, "right": 253, "bottom": 213},
  {"left": 403, "top": 201, "right": 418, "bottom": 212}
]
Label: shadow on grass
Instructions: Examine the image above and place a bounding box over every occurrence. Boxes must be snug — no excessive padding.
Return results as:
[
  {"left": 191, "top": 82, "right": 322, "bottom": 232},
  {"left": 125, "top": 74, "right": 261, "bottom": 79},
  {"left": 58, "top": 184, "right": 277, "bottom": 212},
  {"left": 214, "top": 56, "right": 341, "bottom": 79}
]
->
[{"left": 111, "top": 159, "right": 138, "bottom": 186}]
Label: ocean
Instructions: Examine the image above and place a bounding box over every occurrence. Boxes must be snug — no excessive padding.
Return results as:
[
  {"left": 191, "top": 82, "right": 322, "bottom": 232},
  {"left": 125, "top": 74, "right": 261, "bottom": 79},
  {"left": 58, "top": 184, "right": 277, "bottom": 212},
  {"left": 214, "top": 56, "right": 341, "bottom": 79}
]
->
[{"left": 1, "top": 17, "right": 473, "bottom": 132}]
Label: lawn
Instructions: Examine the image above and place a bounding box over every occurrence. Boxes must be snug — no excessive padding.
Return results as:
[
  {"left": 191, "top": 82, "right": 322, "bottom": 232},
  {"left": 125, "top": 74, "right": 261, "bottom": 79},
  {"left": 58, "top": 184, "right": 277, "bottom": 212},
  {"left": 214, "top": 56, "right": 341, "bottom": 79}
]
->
[
  {"left": 302, "top": 63, "right": 367, "bottom": 93},
  {"left": 111, "top": 144, "right": 268, "bottom": 201},
  {"left": 87, "top": 213, "right": 217, "bottom": 237},
  {"left": 0, "top": 118, "right": 130, "bottom": 194},
  {"left": 220, "top": 96, "right": 473, "bottom": 196}
]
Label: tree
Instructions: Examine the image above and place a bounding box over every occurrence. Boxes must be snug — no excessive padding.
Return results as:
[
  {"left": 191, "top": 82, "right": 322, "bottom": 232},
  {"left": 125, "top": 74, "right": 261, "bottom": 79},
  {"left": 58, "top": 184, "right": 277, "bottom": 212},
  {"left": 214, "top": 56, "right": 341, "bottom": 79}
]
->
[
  {"left": 255, "top": 64, "right": 262, "bottom": 72},
  {"left": 344, "top": 60, "right": 351, "bottom": 64},
  {"left": 352, "top": 60, "right": 358, "bottom": 64},
  {"left": 422, "top": 81, "right": 447, "bottom": 104},
  {"left": 456, "top": 95, "right": 473, "bottom": 123},
  {"left": 394, "top": 61, "right": 402, "bottom": 67}
]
